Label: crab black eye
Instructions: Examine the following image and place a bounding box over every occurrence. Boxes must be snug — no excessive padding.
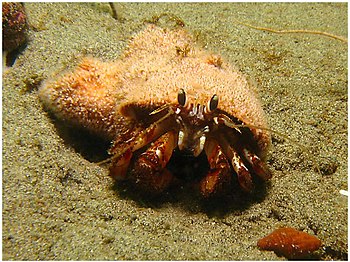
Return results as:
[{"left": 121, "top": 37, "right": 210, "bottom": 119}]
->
[
  {"left": 178, "top": 89, "right": 186, "bottom": 106},
  {"left": 209, "top": 94, "right": 219, "bottom": 111}
]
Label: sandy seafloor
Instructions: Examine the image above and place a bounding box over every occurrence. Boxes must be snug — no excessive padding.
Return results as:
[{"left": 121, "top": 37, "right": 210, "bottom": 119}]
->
[{"left": 2, "top": 2, "right": 348, "bottom": 260}]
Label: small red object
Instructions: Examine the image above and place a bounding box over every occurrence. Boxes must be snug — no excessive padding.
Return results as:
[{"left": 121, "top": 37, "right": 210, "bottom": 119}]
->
[
  {"left": 257, "top": 227, "right": 322, "bottom": 259},
  {"left": 2, "top": 2, "right": 28, "bottom": 52}
]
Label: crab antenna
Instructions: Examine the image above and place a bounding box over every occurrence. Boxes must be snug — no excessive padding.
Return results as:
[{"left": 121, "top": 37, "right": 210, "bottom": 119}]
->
[
  {"left": 149, "top": 104, "right": 170, "bottom": 115},
  {"left": 214, "top": 114, "right": 243, "bottom": 133}
]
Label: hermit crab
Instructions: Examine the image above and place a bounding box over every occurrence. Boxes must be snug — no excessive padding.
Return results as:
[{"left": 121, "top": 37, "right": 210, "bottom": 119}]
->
[{"left": 39, "top": 24, "right": 271, "bottom": 197}]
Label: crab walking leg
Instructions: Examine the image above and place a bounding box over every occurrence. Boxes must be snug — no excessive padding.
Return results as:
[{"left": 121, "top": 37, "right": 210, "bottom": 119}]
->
[
  {"left": 132, "top": 131, "right": 178, "bottom": 193},
  {"left": 199, "top": 139, "right": 232, "bottom": 197},
  {"left": 242, "top": 148, "right": 272, "bottom": 180},
  {"left": 109, "top": 148, "right": 133, "bottom": 180},
  {"left": 219, "top": 137, "right": 253, "bottom": 192}
]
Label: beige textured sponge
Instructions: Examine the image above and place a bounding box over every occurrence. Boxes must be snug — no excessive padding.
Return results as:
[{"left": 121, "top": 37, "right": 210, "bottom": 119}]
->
[{"left": 39, "top": 24, "right": 270, "bottom": 153}]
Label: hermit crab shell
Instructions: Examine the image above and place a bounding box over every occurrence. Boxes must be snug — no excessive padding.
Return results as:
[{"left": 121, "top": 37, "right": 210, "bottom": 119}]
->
[
  {"left": 118, "top": 25, "right": 270, "bottom": 155},
  {"left": 39, "top": 24, "right": 270, "bottom": 156}
]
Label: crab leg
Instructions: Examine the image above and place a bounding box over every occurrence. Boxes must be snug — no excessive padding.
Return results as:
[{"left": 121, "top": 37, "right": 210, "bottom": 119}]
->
[
  {"left": 219, "top": 137, "right": 254, "bottom": 192},
  {"left": 242, "top": 148, "right": 271, "bottom": 180},
  {"left": 199, "top": 139, "right": 232, "bottom": 197},
  {"left": 109, "top": 148, "right": 133, "bottom": 180},
  {"left": 132, "top": 131, "right": 177, "bottom": 193}
]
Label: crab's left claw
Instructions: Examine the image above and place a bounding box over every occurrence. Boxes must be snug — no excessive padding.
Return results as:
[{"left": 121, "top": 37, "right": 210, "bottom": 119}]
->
[{"left": 132, "top": 131, "right": 177, "bottom": 193}]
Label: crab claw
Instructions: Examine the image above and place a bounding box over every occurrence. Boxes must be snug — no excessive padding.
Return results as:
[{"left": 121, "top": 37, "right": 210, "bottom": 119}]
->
[{"left": 132, "top": 131, "right": 177, "bottom": 194}]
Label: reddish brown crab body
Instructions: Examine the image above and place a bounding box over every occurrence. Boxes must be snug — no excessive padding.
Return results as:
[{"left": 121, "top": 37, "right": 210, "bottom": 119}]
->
[{"left": 39, "top": 25, "right": 271, "bottom": 197}]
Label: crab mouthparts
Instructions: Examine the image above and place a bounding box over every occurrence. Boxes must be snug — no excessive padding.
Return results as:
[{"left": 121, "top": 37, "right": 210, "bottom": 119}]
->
[{"left": 177, "top": 127, "right": 209, "bottom": 157}]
